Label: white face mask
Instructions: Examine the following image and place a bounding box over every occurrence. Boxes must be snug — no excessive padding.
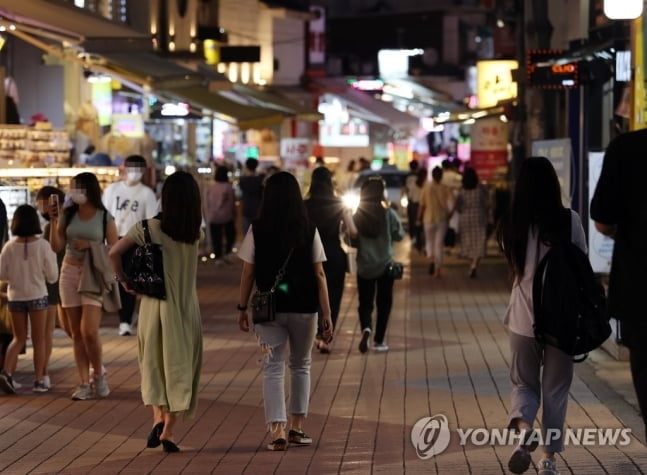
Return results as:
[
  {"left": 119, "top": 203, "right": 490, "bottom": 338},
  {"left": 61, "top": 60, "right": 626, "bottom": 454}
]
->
[
  {"left": 126, "top": 170, "right": 144, "bottom": 184},
  {"left": 69, "top": 190, "right": 87, "bottom": 205}
]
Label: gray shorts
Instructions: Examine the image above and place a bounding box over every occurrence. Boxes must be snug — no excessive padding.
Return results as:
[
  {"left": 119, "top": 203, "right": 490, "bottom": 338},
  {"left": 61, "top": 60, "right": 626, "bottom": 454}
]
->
[{"left": 8, "top": 296, "right": 49, "bottom": 312}]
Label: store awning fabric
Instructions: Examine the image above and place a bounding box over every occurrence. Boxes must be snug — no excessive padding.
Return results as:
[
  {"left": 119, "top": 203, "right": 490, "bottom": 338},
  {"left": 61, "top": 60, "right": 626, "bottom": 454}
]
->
[
  {"left": 0, "top": 0, "right": 149, "bottom": 45},
  {"left": 233, "top": 84, "right": 323, "bottom": 122},
  {"left": 161, "top": 86, "right": 285, "bottom": 130},
  {"left": 332, "top": 88, "right": 420, "bottom": 131}
]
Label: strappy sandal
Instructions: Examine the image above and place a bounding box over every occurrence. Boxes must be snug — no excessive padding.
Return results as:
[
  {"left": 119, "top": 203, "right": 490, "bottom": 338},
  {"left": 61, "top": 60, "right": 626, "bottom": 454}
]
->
[{"left": 267, "top": 438, "right": 287, "bottom": 451}]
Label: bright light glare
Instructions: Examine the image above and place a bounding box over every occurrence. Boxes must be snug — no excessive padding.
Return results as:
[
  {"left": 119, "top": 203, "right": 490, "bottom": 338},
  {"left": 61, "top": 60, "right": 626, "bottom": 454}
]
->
[
  {"left": 400, "top": 196, "right": 408, "bottom": 209},
  {"left": 604, "top": 0, "right": 643, "bottom": 19},
  {"left": 342, "top": 192, "right": 360, "bottom": 212}
]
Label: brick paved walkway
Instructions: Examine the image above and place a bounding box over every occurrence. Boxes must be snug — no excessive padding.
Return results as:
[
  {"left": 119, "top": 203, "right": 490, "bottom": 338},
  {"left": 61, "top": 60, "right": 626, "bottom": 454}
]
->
[{"left": 0, "top": 239, "right": 645, "bottom": 474}]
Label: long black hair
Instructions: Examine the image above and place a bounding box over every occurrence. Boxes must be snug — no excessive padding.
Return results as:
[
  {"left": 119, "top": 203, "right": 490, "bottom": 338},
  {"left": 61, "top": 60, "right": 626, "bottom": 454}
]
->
[
  {"left": 497, "top": 156, "right": 565, "bottom": 278},
  {"left": 161, "top": 171, "right": 202, "bottom": 243},
  {"left": 305, "top": 166, "right": 343, "bottom": 240},
  {"left": 354, "top": 176, "right": 388, "bottom": 238},
  {"left": 254, "top": 171, "right": 310, "bottom": 252}
]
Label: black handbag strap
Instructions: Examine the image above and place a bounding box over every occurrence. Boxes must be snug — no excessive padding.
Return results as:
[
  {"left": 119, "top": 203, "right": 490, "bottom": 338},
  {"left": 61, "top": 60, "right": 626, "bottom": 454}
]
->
[
  {"left": 269, "top": 249, "right": 293, "bottom": 293},
  {"left": 141, "top": 219, "right": 153, "bottom": 244}
]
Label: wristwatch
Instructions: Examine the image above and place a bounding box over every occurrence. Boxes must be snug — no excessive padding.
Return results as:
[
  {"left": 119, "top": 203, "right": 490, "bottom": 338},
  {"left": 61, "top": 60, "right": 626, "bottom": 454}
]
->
[{"left": 237, "top": 304, "right": 247, "bottom": 311}]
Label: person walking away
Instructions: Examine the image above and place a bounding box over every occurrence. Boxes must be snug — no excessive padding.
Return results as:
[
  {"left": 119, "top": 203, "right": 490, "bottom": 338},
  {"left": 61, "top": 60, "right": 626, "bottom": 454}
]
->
[
  {"left": 0, "top": 205, "right": 58, "bottom": 394},
  {"left": 205, "top": 165, "right": 236, "bottom": 267},
  {"left": 402, "top": 162, "right": 427, "bottom": 252},
  {"left": 497, "top": 156, "right": 586, "bottom": 475},
  {"left": 351, "top": 176, "right": 405, "bottom": 353},
  {"left": 49, "top": 172, "right": 119, "bottom": 400},
  {"left": 102, "top": 155, "right": 159, "bottom": 336},
  {"left": 238, "top": 158, "right": 264, "bottom": 234},
  {"left": 109, "top": 171, "right": 203, "bottom": 453},
  {"left": 36, "top": 186, "right": 68, "bottom": 390},
  {"left": 237, "top": 171, "right": 333, "bottom": 451},
  {"left": 417, "top": 166, "right": 454, "bottom": 277},
  {"left": 455, "top": 167, "right": 489, "bottom": 278},
  {"left": 304, "top": 166, "right": 356, "bottom": 353},
  {"left": 590, "top": 128, "right": 647, "bottom": 441}
]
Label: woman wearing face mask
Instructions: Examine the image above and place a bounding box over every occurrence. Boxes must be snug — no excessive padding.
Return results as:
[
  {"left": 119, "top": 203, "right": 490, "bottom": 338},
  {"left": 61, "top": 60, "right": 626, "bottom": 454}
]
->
[
  {"left": 49, "top": 172, "right": 120, "bottom": 400},
  {"left": 102, "top": 155, "right": 159, "bottom": 336}
]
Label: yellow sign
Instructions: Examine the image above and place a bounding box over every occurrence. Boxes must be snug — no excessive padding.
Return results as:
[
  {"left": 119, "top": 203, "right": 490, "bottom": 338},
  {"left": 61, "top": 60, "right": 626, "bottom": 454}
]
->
[
  {"left": 204, "top": 39, "right": 220, "bottom": 65},
  {"left": 477, "top": 60, "right": 519, "bottom": 108},
  {"left": 631, "top": 16, "right": 647, "bottom": 130}
]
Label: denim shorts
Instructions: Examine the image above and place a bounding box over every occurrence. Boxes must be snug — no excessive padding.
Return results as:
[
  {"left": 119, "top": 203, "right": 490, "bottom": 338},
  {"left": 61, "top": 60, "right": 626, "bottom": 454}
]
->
[{"left": 8, "top": 296, "right": 49, "bottom": 312}]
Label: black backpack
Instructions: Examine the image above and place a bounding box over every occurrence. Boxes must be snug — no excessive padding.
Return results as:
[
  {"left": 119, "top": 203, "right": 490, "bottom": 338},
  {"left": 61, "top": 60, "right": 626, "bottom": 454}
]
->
[{"left": 532, "top": 209, "right": 611, "bottom": 362}]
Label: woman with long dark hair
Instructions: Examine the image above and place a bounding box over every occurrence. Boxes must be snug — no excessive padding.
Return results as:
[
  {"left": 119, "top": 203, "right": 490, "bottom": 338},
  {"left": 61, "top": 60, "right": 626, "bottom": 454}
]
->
[
  {"left": 109, "top": 171, "right": 203, "bottom": 453},
  {"left": 304, "top": 166, "right": 355, "bottom": 353},
  {"left": 49, "top": 172, "right": 119, "bottom": 401},
  {"left": 237, "top": 171, "right": 333, "bottom": 451},
  {"left": 351, "top": 176, "right": 404, "bottom": 353},
  {"left": 497, "top": 157, "right": 586, "bottom": 475}
]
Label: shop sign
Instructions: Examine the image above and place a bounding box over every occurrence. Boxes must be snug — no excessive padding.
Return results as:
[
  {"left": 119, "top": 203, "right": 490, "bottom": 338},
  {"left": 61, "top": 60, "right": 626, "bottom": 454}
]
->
[
  {"left": 531, "top": 138, "right": 572, "bottom": 206},
  {"left": 527, "top": 50, "right": 579, "bottom": 89},
  {"left": 280, "top": 138, "right": 311, "bottom": 161},
  {"left": 308, "top": 5, "right": 326, "bottom": 67},
  {"left": 469, "top": 117, "right": 508, "bottom": 181},
  {"left": 476, "top": 60, "right": 518, "bottom": 108}
]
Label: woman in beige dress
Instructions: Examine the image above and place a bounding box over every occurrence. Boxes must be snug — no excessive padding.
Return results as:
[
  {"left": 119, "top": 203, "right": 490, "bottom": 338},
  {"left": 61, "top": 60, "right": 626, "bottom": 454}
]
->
[{"left": 109, "top": 171, "right": 203, "bottom": 453}]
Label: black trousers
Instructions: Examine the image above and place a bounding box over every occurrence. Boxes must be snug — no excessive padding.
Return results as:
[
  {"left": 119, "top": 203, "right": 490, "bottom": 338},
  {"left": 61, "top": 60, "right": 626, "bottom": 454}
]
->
[
  {"left": 119, "top": 245, "right": 136, "bottom": 325},
  {"left": 357, "top": 271, "right": 394, "bottom": 345},
  {"left": 210, "top": 221, "right": 236, "bottom": 258},
  {"left": 621, "top": 320, "right": 647, "bottom": 439},
  {"left": 317, "top": 254, "right": 346, "bottom": 337}
]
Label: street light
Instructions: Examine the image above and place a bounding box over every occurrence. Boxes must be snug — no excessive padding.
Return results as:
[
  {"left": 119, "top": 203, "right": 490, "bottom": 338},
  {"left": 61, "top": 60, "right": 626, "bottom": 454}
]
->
[{"left": 603, "top": 0, "right": 643, "bottom": 19}]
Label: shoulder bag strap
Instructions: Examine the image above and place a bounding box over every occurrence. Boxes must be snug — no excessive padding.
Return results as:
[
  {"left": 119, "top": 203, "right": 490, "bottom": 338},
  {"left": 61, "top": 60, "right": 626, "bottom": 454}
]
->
[
  {"left": 270, "top": 248, "right": 293, "bottom": 293},
  {"left": 102, "top": 210, "right": 107, "bottom": 243},
  {"left": 141, "top": 219, "right": 152, "bottom": 244}
]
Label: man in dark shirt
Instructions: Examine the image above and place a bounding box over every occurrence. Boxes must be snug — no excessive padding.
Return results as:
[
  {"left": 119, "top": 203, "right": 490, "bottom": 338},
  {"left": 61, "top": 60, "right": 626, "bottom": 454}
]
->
[
  {"left": 238, "top": 158, "right": 264, "bottom": 234},
  {"left": 590, "top": 128, "right": 647, "bottom": 439}
]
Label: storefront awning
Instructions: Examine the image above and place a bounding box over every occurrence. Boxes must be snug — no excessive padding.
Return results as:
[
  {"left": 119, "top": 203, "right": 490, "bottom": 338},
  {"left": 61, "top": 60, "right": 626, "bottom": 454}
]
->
[
  {"left": 232, "top": 84, "right": 323, "bottom": 122},
  {"left": 331, "top": 88, "right": 420, "bottom": 132},
  {"left": 98, "top": 52, "right": 209, "bottom": 90},
  {"left": 0, "top": 0, "right": 149, "bottom": 48},
  {"left": 160, "top": 86, "right": 285, "bottom": 130}
]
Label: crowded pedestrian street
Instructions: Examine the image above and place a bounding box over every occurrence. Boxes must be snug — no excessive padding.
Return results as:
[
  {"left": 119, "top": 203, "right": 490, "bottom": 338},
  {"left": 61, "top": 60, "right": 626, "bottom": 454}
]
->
[{"left": 0, "top": 238, "right": 645, "bottom": 474}]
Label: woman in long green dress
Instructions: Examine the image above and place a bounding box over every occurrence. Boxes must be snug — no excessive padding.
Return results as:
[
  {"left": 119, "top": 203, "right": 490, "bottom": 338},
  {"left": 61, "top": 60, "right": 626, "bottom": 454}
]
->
[{"left": 109, "top": 171, "right": 203, "bottom": 453}]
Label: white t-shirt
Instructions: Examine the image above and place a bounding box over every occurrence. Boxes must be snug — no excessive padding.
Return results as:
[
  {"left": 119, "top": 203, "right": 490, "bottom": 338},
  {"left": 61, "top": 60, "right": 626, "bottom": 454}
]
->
[
  {"left": 503, "top": 210, "right": 587, "bottom": 338},
  {"left": 0, "top": 238, "right": 58, "bottom": 301},
  {"left": 237, "top": 226, "right": 327, "bottom": 264},
  {"left": 102, "top": 180, "right": 159, "bottom": 236}
]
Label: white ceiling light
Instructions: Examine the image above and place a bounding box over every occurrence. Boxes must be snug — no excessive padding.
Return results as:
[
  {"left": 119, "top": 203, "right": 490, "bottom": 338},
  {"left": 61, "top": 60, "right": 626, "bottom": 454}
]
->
[{"left": 604, "top": 0, "right": 643, "bottom": 19}]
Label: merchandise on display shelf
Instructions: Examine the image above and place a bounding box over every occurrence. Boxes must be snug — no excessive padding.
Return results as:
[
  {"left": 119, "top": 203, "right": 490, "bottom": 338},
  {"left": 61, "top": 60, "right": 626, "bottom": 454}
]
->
[
  {"left": 0, "top": 167, "right": 121, "bottom": 195},
  {"left": 0, "top": 124, "right": 71, "bottom": 167}
]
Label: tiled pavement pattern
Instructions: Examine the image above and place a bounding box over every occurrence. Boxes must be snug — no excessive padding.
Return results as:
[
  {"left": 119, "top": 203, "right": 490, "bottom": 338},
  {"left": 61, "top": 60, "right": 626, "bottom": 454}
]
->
[{"left": 0, "top": 239, "right": 645, "bottom": 474}]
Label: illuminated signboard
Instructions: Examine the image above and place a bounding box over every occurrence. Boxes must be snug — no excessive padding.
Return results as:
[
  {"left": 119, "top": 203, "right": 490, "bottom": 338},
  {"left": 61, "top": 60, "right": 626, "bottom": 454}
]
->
[
  {"left": 476, "top": 60, "right": 518, "bottom": 108},
  {"left": 527, "top": 50, "right": 579, "bottom": 89}
]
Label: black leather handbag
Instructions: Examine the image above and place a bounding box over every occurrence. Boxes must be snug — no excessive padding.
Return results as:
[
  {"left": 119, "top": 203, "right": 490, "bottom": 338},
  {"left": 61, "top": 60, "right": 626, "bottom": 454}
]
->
[
  {"left": 124, "top": 219, "right": 166, "bottom": 300},
  {"left": 251, "top": 249, "right": 292, "bottom": 324},
  {"left": 386, "top": 261, "right": 404, "bottom": 280}
]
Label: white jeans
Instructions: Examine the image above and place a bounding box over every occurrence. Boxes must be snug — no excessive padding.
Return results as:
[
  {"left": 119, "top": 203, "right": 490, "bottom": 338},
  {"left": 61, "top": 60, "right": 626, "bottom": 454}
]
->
[
  {"left": 424, "top": 221, "right": 448, "bottom": 268},
  {"left": 254, "top": 312, "right": 317, "bottom": 426}
]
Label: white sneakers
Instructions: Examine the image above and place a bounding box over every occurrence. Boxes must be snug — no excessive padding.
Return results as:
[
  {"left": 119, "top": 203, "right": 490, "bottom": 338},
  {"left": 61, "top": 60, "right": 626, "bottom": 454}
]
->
[{"left": 118, "top": 322, "right": 134, "bottom": 336}]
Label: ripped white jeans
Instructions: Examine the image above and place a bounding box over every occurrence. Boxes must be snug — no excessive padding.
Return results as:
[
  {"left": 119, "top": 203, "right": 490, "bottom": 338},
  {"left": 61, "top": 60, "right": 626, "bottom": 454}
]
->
[{"left": 254, "top": 312, "right": 317, "bottom": 427}]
